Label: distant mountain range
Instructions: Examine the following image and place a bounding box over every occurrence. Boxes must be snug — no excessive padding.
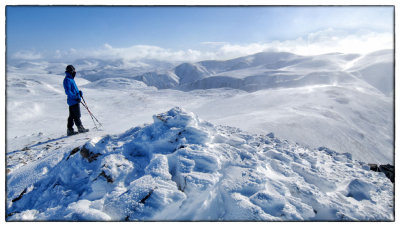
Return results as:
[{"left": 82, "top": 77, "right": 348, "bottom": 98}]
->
[{"left": 69, "top": 50, "right": 393, "bottom": 96}]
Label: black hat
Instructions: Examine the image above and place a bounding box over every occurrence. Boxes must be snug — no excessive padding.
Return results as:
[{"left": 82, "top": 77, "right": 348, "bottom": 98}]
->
[
  {"left": 66, "top": 65, "right": 76, "bottom": 78},
  {"left": 66, "top": 65, "right": 75, "bottom": 73}
]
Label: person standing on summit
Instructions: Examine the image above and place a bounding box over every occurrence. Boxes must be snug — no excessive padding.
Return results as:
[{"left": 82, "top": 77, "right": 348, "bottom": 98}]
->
[{"left": 63, "top": 65, "right": 89, "bottom": 136}]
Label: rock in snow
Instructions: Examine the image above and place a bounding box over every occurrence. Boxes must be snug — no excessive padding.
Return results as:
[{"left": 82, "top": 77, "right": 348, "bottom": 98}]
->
[{"left": 6, "top": 107, "right": 393, "bottom": 221}]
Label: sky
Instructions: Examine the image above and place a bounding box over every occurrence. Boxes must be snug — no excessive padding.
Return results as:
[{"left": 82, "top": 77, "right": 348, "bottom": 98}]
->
[{"left": 6, "top": 6, "right": 394, "bottom": 62}]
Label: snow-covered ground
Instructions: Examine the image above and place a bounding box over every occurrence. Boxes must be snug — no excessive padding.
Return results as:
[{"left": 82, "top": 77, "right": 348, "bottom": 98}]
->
[
  {"left": 6, "top": 107, "right": 394, "bottom": 221},
  {"left": 6, "top": 50, "right": 394, "bottom": 221}
]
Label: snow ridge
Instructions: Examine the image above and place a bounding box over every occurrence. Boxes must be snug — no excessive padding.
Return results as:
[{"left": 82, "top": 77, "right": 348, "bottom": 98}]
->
[{"left": 7, "top": 107, "right": 393, "bottom": 221}]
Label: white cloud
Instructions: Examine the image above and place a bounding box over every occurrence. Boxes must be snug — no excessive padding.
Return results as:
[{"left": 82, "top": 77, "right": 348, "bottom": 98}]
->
[
  {"left": 285, "top": 29, "right": 393, "bottom": 56},
  {"left": 104, "top": 43, "right": 113, "bottom": 50},
  {"left": 10, "top": 28, "right": 393, "bottom": 63},
  {"left": 209, "top": 29, "right": 393, "bottom": 59},
  {"left": 12, "top": 50, "right": 43, "bottom": 60},
  {"left": 47, "top": 44, "right": 208, "bottom": 63}
]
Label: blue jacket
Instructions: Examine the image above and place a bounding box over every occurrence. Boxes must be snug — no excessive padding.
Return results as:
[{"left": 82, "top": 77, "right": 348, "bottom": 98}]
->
[{"left": 63, "top": 72, "right": 81, "bottom": 106}]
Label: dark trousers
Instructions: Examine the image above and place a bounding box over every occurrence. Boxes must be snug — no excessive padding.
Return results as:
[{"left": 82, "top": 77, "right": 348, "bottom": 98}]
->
[{"left": 68, "top": 103, "right": 82, "bottom": 129}]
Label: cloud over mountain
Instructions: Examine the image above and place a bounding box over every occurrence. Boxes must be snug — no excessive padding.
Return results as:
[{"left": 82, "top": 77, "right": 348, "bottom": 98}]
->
[{"left": 9, "top": 29, "right": 392, "bottom": 63}]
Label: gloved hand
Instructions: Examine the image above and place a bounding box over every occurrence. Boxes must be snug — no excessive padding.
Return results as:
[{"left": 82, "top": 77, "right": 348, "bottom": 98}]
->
[{"left": 79, "top": 90, "right": 83, "bottom": 97}]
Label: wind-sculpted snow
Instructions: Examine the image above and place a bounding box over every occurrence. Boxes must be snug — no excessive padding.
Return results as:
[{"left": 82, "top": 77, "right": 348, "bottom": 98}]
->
[
  {"left": 348, "top": 49, "right": 393, "bottom": 96},
  {"left": 7, "top": 107, "right": 393, "bottom": 221}
]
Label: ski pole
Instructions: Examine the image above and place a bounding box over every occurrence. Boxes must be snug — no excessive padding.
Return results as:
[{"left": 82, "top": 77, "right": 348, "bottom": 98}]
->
[
  {"left": 81, "top": 100, "right": 102, "bottom": 128},
  {"left": 81, "top": 97, "right": 103, "bottom": 127},
  {"left": 81, "top": 101, "right": 99, "bottom": 129},
  {"left": 82, "top": 99, "right": 103, "bottom": 127}
]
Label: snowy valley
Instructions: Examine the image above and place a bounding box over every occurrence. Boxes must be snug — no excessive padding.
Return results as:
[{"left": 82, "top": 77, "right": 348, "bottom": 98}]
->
[{"left": 6, "top": 50, "right": 394, "bottom": 221}]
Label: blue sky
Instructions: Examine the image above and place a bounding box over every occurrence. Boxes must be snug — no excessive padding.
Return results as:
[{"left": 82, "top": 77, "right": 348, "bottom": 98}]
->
[{"left": 6, "top": 6, "right": 394, "bottom": 61}]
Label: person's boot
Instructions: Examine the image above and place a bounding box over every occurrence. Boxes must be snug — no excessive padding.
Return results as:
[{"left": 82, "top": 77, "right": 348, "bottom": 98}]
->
[
  {"left": 78, "top": 125, "right": 89, "bottom": 133},
  {"left": 67, "top": 128, "right": 78, "bottom": 136}
]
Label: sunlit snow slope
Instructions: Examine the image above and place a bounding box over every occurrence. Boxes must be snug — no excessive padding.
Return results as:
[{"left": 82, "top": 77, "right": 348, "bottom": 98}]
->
[
  {"left": 6, "top": 107, "right": 394, "bottom": 221},
  {"left": 7, "top": 50, "right": 394, "bottom": 164}
]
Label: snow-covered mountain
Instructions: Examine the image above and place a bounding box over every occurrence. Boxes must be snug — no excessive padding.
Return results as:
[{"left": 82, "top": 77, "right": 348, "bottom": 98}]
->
[
  {"left": 6, "top": 49, "right": 394, "bottom": 221},
  {"left": 131, "top": 51, "right": 389, "bottom": 92},
  {"left": 6, "top": 107, "right": 393, "bottom": 221},
  {"left": 7, "top": 50, "right": 393, "bottom": 163}
]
